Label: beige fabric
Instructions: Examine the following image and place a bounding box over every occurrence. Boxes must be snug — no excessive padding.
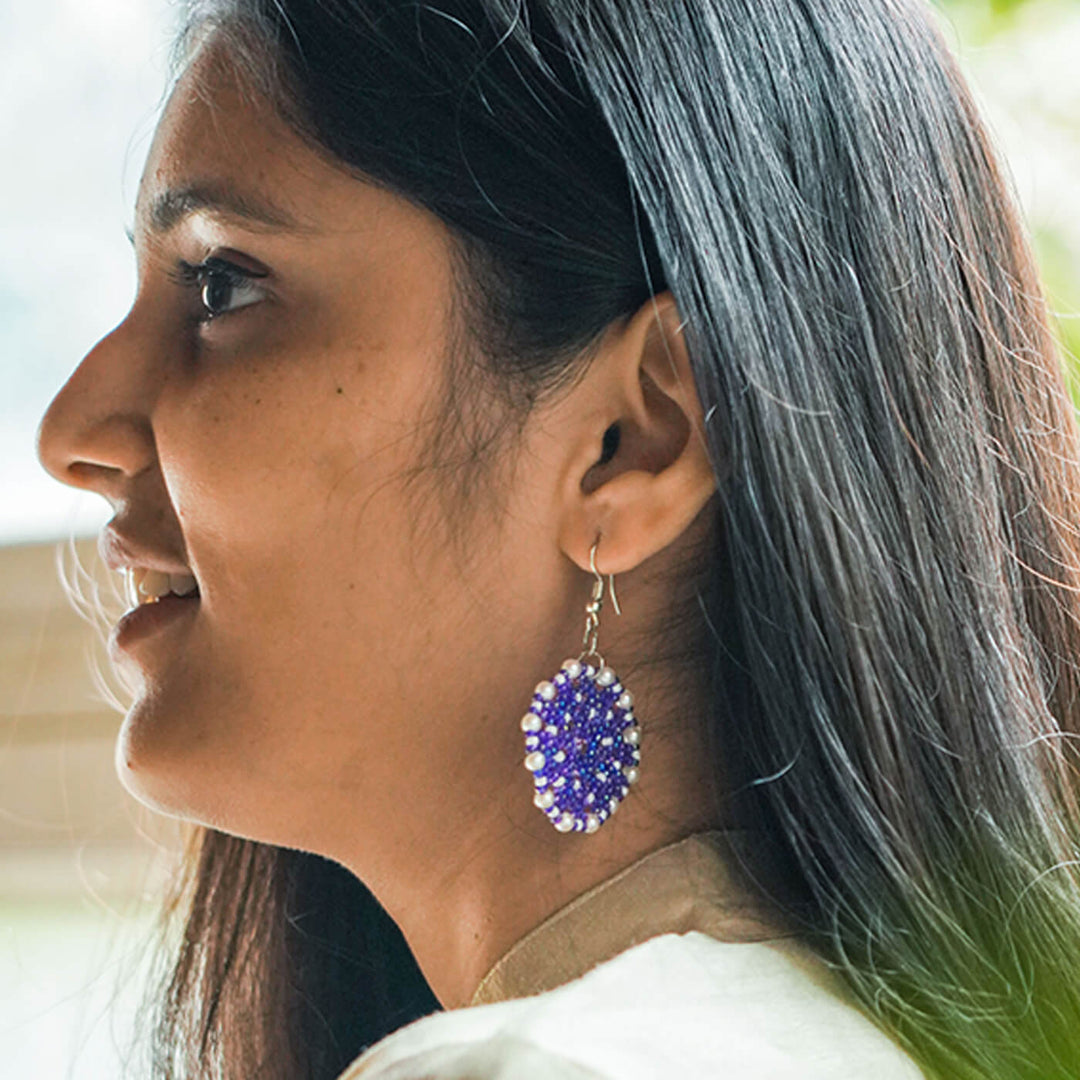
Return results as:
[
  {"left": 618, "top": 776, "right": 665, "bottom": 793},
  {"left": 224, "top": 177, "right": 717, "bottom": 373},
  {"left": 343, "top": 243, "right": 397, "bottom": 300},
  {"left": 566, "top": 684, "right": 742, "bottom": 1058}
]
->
[{"left": 469, "top": 829, "right": 792, "bottom": 1006}]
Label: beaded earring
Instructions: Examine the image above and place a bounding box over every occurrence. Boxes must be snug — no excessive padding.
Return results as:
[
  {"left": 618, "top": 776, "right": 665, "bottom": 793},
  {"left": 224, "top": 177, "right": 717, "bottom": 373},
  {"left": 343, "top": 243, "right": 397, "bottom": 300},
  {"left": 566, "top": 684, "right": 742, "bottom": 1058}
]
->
[{"left": 520, "top": 536, "right": 642, "bottom": 833}]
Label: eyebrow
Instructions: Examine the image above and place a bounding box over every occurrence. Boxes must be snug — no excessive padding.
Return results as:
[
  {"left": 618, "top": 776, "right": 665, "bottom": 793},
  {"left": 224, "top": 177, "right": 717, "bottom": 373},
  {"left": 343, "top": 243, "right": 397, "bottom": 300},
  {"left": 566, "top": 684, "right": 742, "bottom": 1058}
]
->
[{"left": 141, "top": 181, "right": 307, "bottom": 234}]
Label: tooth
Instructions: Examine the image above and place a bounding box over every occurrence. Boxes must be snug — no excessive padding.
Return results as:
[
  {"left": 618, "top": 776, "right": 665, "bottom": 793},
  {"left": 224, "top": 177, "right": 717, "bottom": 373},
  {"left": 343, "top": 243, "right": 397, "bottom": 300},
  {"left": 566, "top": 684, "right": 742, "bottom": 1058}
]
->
[
  {"left": 169, "top": 572, "right": 198, "bottom": 597},
  {"left": 138, "top": 569, "right": 172, "bottom": 598}
]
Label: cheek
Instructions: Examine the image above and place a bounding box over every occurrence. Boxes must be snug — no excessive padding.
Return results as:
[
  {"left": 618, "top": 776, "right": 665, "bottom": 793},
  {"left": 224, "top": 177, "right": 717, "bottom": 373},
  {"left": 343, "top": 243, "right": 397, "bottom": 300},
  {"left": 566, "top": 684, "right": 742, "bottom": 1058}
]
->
[
  {"left": 197, "top": 397, "right": 425, "bottom": 638},
  {"left": 163, "top": 292, "right": 431, "bottom": 555},
  {"left": 120, "top": 215, "right": 464, "bottom": 833},
  {"left": 163, "top": 362, "right": 399, "bottom": 635},
  {"left": 118, "top": 345, "right": 442, "bottom": 833}
]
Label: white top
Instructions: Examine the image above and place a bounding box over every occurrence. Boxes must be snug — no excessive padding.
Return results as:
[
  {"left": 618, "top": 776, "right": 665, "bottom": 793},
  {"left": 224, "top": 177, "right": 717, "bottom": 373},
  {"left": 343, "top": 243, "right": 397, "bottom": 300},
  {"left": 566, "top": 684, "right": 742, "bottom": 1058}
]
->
[{"left": 335, "top": 832, "right": 927, "bottom": 1080}]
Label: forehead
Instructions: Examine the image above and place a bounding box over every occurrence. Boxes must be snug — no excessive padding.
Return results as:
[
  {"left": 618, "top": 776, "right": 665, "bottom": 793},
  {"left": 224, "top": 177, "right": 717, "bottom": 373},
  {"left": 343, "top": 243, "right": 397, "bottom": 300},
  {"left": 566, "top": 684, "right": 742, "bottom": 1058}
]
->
[
  {"left": 132, "top": 33, "right": 459, "bottom": 304},
  {"left": 136, "top": 39, "right": 335, "bottom": 237}
]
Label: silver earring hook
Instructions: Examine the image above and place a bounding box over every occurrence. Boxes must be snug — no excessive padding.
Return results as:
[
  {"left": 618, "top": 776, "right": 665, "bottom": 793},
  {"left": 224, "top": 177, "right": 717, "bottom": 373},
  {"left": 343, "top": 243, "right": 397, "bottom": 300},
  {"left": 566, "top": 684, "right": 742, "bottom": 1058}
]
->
[
  {"left": 580, "top": 536, "right": 621, "bottom": 667},
  {"left": 589, "top": 537, "right": 621, "bottom": 616}
]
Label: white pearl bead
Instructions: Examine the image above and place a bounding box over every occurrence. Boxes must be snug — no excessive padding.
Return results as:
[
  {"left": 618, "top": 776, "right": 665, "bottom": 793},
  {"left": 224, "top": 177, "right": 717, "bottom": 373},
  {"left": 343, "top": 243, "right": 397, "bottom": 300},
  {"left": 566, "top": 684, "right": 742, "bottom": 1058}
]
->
[
  {"left": 585, "top": 814, "right": 601, "bottom": 833},
  {"left": 534, "top": 788, "right": 556, "bottom": 809},
  {"left": 562, "top": 659, "right": 582, "bottom": 679},
  {"left": 608, "top": 797, "right": 619, "bottom": 813},
  {"left": 624, "top": 766, "right": 640, "bottom": 785},
  {"left": 524, "top": 751, "right": 546, "bottom": 772},
  {"left": 623, "top": 726, "right": 640, "bottom": 745},
  {"left": 616, "top": 691, "right": 633, "bottom": 710},
  {"left": 553, "top": 750, "right": 566, "bottom": 763},
  {"left": 535, "top": 681, "right": 557, "bottom": 701},
  {"left": 520, "top": 713, "right": 542, "bottom": 732},
  {"left": 596, "top": 666, "right": 616, "bottom": 687},
  {"left": 555, "top": 812, "right": 575, "bottom": 832},
  {"left": 621, "top": 784, "right": 629, "bottom": 796}
]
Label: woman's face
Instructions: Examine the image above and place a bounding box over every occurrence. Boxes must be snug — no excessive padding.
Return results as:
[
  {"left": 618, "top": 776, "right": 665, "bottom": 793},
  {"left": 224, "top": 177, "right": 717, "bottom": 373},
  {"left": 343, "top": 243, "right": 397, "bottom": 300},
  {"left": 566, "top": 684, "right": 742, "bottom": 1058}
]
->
[
  {"left": 35, "top": 37, "right": 720, "bottom": 900},
  {"left": 35, "top": 41, "right": 542, "bottom": 850}
]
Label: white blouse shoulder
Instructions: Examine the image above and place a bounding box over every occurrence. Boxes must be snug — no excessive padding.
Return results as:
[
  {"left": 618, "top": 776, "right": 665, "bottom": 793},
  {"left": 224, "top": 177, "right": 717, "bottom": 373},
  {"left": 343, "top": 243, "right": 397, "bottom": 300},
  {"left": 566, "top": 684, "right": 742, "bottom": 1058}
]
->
[
  {"left": 337, "top": 929, "right": 926, "bottom": 1079},
  {"left": 335, "top": 832, "right": 927, "bottom": 1079}
]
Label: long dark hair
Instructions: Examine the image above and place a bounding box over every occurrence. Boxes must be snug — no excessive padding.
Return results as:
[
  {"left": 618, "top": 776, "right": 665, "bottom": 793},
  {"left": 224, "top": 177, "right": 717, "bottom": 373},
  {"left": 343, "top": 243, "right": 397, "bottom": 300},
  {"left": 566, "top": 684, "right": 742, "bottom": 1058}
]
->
[{"left": 123, "top": 1, "right": 1080, "bottom": 1076}]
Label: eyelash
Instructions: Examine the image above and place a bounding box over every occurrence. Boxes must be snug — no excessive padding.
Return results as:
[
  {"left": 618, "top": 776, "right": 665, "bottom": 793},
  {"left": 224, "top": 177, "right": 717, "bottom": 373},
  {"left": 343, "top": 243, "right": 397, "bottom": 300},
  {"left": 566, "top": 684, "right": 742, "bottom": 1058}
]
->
[{"left": 168, "top": 256, "right": 268, "bottom": 324}]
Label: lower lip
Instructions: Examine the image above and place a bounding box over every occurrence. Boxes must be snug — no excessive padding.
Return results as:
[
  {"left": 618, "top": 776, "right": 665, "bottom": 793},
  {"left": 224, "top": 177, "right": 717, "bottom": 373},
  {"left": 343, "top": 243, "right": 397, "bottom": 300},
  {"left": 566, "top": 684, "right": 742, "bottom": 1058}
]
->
[{"left": 108, "top": 593, "right": 200, "bottom": 657}]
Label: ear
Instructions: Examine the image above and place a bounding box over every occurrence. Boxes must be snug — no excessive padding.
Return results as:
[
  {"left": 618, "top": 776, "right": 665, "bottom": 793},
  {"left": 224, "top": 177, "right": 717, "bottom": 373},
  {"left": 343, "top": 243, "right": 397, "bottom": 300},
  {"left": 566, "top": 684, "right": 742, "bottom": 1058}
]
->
[{"left": 556, "top": 291, "right": 720, "bottom": 576}]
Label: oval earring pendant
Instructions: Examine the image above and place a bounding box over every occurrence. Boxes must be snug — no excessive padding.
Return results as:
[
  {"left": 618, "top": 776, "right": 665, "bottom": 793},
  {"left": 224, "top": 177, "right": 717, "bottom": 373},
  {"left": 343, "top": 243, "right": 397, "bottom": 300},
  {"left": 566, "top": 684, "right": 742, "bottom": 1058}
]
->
[{"left": 521, "top": 657, "right": 641, "bottom": 834}]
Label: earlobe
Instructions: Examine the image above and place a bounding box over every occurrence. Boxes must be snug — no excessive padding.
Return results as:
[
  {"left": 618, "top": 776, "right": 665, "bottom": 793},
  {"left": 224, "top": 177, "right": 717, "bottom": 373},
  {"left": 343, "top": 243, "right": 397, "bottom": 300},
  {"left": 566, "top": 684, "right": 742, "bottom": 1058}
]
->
[{"left": 557, "top": 291, "right": 721, "bottom": 577}]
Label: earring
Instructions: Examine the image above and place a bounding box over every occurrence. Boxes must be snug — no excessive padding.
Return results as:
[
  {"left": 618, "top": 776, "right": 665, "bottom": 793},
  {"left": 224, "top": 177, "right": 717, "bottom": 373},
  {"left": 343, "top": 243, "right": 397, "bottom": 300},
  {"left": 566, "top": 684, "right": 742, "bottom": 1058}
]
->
[{"left": 520, "top": 536, "right": 642, "bottom": 834}]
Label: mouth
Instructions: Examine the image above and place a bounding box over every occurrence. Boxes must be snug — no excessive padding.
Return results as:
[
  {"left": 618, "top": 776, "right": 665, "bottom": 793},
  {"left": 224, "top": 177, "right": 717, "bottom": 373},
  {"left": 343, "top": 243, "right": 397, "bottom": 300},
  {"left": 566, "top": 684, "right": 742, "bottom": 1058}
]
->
[
  {"left": 124, "top": 568, "right": 200, "bottom": 610},
  {"left": 107, "top": 568, "right": 202, "bottom": 663},
  {"left": 109, "top": 586, "right": 201, "bottom": 662}
]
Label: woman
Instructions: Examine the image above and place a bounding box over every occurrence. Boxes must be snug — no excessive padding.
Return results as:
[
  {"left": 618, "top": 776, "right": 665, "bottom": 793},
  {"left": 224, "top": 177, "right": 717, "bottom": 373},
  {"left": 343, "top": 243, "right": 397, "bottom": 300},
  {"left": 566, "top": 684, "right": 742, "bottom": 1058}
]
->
[{"left": 33, "top": 0, "right": 1080, "bottom": 1077}]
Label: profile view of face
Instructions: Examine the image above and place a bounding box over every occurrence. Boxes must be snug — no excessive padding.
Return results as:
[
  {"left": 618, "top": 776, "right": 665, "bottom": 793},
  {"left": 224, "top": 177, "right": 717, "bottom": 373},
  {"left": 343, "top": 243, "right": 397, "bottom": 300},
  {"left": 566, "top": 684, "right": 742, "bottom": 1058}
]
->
[
  {"left": 35, "top": 28, "right": 719, "bottom": 929},
  {"left": 36, "top": 41, "right": 543, "bottom": 850}
]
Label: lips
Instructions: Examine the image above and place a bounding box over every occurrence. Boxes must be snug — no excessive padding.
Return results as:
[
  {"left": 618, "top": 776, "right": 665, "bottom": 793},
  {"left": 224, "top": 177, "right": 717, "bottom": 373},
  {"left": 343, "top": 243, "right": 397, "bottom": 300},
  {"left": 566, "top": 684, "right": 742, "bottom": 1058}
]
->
[
  {"left": 99, "top": 526, "right": 197, "bottom": 580},
  {"left": 108, "top": 588, "right": 201, "bottom": 661},
  {"left": 98, "top": 527, "right": 203, "bottom": 663}
]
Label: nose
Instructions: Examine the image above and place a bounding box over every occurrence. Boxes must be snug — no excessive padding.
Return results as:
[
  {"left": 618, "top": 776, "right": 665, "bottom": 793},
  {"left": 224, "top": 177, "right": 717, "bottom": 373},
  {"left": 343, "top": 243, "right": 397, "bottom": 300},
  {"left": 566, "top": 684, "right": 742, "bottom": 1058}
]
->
[{"left": 35, "top": 320, "right": 157, "bottom": 507}]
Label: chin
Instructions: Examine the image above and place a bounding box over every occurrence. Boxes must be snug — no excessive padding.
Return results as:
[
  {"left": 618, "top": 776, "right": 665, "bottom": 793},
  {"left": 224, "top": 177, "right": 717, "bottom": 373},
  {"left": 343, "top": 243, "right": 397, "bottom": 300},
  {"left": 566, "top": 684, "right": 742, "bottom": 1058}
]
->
[
  {"left": 114, "top": 733, "right": 192, "bottom": 821},
  {"left": 113, "top": 702, "right": 217, "bottom": 825}
]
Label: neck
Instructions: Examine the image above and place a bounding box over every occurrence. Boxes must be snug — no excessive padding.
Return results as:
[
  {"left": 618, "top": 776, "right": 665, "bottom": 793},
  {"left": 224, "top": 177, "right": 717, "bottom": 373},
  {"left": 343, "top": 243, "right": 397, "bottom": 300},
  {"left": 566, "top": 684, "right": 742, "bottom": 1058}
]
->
[{"left": 345, "top": 713, "right": 724, "bottom": 1009}]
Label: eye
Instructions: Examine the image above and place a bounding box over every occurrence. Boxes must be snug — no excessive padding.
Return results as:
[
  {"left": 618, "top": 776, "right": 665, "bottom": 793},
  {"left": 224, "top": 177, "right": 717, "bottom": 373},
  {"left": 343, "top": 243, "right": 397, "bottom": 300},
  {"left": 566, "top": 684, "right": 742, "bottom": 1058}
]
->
[{"left": 171, "top": 255, "right": 268, "bottom": 323}]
